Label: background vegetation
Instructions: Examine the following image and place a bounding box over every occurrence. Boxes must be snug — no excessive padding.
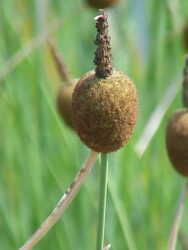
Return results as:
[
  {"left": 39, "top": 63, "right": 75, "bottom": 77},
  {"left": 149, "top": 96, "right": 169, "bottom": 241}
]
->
[{"left": 1, "top": 0, "right": 188, "bottom": 249}]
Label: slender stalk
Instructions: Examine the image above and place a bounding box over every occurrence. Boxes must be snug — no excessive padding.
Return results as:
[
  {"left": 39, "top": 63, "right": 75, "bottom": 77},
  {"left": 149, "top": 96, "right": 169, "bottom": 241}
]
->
[
  {"left": 47, "top": 39, "right": 72, "bottom": 85},
  {"left": 96, "top": 153, "right": 108, "bottom": 250},
  {"left": 167, "top": 180, "right": 188, "bottom": 250},
  {"left": 19, "top": 150, "right": 98, "bottom": 250}
]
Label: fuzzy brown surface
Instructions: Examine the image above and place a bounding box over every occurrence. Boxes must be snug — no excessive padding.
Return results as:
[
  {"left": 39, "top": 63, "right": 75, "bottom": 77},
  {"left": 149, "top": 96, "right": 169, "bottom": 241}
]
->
[
  {"left": 72, "top": 69, "right": 138, "bottom": 153},
  {"left": 57, "top": 83, "right": 75, "bottom": 129},
  {"left": 86, "top": 0, "right": 119, "bottom": 9},
  {"left": 166, "top": 109, "right": 188, "bottom": 176}
]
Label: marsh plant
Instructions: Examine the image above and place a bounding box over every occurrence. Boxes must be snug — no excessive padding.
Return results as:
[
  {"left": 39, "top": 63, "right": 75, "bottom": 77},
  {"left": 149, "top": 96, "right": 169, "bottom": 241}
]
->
[
  {"left": 47, "top": 39, "right": 76, "bottom": 129},
  {"left": 166, "top": 55, "right": 188, "bottom": 250},
  {"left": 19, "top": 10, "right": 138, "bottom": 250}
]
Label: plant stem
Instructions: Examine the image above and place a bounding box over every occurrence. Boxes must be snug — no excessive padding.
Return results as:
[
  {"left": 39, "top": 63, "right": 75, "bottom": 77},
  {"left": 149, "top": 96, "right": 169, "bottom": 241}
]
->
[
  {"left": 96, "top": 153, "right": 109, "bottom": 250},
  {"left": 47, "top": 38, "right": 72, "bottom": 85},
  {"left": 19, "top": 150, "right": 98, "bottom": 250},
  {"left": 167, "top": 180, "right": 188, "bottom": 250}
]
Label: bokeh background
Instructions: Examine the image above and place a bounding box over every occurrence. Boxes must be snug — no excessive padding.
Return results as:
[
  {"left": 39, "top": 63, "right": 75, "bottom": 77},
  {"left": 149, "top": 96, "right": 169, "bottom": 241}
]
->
[{"left": 1, "top": 0, "right": 188, "bottom": 249}]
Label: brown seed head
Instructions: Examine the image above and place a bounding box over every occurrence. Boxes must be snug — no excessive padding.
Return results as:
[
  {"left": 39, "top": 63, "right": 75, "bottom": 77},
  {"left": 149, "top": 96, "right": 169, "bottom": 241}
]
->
[
  {"left": 165, "top": 109, "right": 188, "bottom": 176},
  {"left": 57, "top": 81, "right": 76, "bottom": 129},
  {"left": 72, "top": 69, "right": 138, "bottom": 153},
  {"left": 86, "top": 0, "right": 120, "bottom": 9},
  {"left": 72, "top": 10, "right": 138, "bottom": 152}
]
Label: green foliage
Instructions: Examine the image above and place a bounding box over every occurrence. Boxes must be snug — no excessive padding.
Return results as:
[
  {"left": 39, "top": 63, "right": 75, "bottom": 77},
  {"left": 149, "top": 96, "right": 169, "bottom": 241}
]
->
[{"left": 0, "top": 0, "right": 187, "bottom": 249}]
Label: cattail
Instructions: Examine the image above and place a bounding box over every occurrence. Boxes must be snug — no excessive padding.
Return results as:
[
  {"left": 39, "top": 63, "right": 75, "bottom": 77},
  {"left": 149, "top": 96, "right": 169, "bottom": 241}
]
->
[
  {"left": 72, "top": 10, "right": 138, "bottom": 153},
  {"left": 165, "top": 55, "right": 188, "bottom": 176},
  {"left": 47, "top": 39, "right": 76, "bottom": 129}
]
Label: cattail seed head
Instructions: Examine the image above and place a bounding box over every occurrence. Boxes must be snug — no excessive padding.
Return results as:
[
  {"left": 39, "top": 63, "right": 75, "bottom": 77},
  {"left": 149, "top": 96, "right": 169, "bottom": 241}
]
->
[
  {"left": 165, "top": 109, "right": 188, "bottom": 176},
  {"left": 72, "top": 10, "right": 138, "bottom": 152},
  {"left": 72, "top": 69, "right": 138, "bottom": 152}
]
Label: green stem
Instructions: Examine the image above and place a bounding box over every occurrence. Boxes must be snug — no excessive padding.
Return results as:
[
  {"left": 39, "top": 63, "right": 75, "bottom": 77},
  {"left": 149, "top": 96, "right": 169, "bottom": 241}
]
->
[{"left": 96, "top": 153, "right": 109, "bottom": 250}]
